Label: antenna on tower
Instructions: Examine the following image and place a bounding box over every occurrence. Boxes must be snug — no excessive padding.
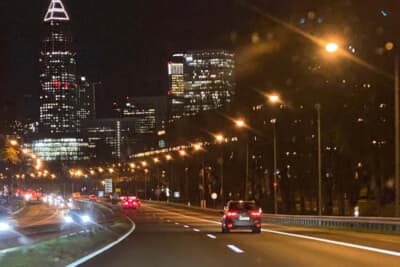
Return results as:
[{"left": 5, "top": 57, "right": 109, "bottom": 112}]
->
[{"left": 44, "top": 0, "right": 70, "bottom": 22}]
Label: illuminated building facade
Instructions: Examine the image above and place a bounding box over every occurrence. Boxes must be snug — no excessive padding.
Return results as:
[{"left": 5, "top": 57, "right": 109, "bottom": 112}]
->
[
  {"left": 33, "top": 1, "right": 89, "bottom": 161},
  {"left": 168, "top": 50, "right": 235, "bottom": 119},
  {"left": 32, "top": 138, "right": 90, "bottom": 161},
  {"left": 112, "top": 97, "right": 167, "bottom": 134},
  {"left": 82, "top": 118, "right": 141, "bottom": 160},
  {"left": 77, "top": 76, "right": 96, "bottom": 122},
  {"left": 39, "top": 0, "right": 78, "bottom": 135}
]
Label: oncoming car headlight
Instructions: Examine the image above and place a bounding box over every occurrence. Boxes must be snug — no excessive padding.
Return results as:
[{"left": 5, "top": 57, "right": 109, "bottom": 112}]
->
[
  {"left": 64, "top": 215, "right": 73, "bottom": 223},
  {"left": 0, "top": 222, "right": 11, "bottom": 231},
  {"left": 80, "top": 215, "right": 91, "bottom": 223}
]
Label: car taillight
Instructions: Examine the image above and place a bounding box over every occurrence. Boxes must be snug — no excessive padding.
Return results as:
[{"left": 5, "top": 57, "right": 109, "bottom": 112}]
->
[
  {"left": 124, "top": 201, "right": 128, "bottom": 205},
  {"left": 226, "top": 211, "right": 238, "bottom": 218},
  {"left": 250, "top": 210, "right": 261, "bottom": 218}
]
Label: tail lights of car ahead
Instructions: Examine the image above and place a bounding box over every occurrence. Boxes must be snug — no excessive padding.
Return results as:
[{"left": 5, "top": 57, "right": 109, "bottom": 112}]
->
[
  {"left": 226, "top": 211, "right": 239, "bottom": 219},
  {"left": 250, "top": 210, "right": 262, "bottom": 218}
]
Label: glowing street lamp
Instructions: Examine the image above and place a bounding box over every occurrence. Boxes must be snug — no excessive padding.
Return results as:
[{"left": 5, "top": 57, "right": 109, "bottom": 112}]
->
[
  {"left": 325, "top": 42, "right": 339, "bottom": 53},
  {"left": 193, "top": 143, "right": 202, "bottom": 151},
  {"left": 108, "top": 168, "right": 114, "bottom": 174},
  {"left": 235, "top": 118, "right": 246, "bottom": 128},
  {"left": 268, "top": 94, "right": 281, "bottom": 104},
  {"left": 141, "top": 161, "right": 148, "bottom": 167},
  {"left": 165, "top": 154, "right": 172, "bottom": 161},
  {"left": 9, "top": 139, "right": 18, "bottom": 146},
  {"left": 130, "top": 163, "right": 136, "bottom": 168},
  {"left": 215, "top": 134, "right": 224, "bottom": 143},
  {"left": 153, "top": 157, "right": 159, "bottom": 163},
  {"left": 179, "top": 150, "right": 187, "bottom": 157}
]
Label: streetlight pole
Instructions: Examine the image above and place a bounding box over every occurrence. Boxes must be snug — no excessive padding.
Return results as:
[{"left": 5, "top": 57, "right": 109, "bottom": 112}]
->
[
  {"left": 220, "top": 147, "right": 224, "bottom": 204},
  {"left": 395, "top": 52, "right": 400, "bottom": 217},
  {"left": 315, "top": 103, "right": 322, "bottom": 216},
  {"left": 271, "top": 118, "right": 278, "bottom": 214},
  {"left": 245, "top": 138, "right": 249, "bottom": 200},
  {"left": 215, "top": 134, "right": 225, "bottom": 205},
  {"left": 144, "top": 170, "right": 148, "bottom": 200}
]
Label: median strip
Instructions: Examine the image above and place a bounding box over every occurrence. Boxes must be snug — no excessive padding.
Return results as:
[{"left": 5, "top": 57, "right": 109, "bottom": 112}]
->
[{"left": 66, "top": 217, "right": 136, "bottom": 267}]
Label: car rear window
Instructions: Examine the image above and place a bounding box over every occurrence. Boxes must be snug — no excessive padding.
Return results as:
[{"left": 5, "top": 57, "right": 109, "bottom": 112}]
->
[{"left": 228, "top": 202, "right": 257, "bottom": 210}]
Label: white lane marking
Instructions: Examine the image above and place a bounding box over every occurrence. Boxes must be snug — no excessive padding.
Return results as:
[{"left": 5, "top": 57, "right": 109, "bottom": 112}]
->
[
  {"left": 184, "top": 225, "right": 189, "bottom": 228},
  {"left": 66, "top": 217, "right": 136, "bottom": 267},
  {"left": 227, "top": 244, "right": 244, "bottom": 254},
  {"left": 145, "top": 205, "right": 400, "bottom": 257},
  {"left": 193, "top": 228, "right": 200, "bottom": 232},
  {"left": 11, "top": 206, "right": 25, "bottom": 215},
  {"left": 175, "top": 222, "right": 180, "bottom": 225},
  {"left": 262, "top": 229, "right": 400, "bottom": 257},
  {"left": 207, "top": 234, "right": 217, "bottom": 239},
  {"left": 166, "top": 219, "right": 171, "bottom": 222}
]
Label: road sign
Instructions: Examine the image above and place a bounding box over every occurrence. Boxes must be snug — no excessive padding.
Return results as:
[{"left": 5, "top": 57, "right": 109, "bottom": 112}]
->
[
  {"left": 104, "top": 178, "right": 113, "bottom": 193},
  {"left": 115, "top": 188, "right": 121, "bottom": 193}
]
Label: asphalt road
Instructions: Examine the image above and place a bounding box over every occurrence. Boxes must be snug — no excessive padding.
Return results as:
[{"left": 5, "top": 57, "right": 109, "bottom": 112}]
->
[
  {"left": 81, "top": 202, "right": 400, "bottom": 267},
  {"left": 14, "top": 202, "right": 60, "bottom": 227}
]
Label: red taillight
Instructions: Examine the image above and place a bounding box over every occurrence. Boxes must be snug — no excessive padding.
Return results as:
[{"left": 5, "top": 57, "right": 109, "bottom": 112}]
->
[
  {"left": 124, "top": 201, "right": 128, "bottom": 205},
  {"left": 226, "top": 211, "right": 238, "bottom": 218},
  {"left": 250, "top": 210, "right": 261, "bottom": 218},
  {"left": 227, "top": 223, "right": 233, "bottom": 229}
]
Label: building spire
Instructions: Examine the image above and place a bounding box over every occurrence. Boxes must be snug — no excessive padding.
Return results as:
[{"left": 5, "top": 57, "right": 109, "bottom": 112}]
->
[{"left": 44, "top": 0, "right": 70, "bottom": 22}]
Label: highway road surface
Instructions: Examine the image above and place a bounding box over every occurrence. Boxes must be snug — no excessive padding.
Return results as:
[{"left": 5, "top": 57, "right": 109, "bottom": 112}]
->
[
  {"left": 0, "top": 203, "right": 61, "bottom": 250},
  {"left": 80, "top": 202, "right": 400, "bottom": 267}
]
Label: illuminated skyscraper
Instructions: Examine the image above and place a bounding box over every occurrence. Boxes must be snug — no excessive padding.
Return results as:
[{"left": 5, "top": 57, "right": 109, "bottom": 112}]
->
[
  {"left": 168, "top": 50, "right": 235, "bottom": 119},
  {"left": 34, "top": 0, "right": 90, "bottom": 161},
  {"left": 39, "top": 0, "right": 78, "bottom": 135}
]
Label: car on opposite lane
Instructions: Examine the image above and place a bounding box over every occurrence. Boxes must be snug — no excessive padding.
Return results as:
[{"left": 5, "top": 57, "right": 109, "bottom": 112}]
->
[{"left": 221, "top": 200, "right": 262, "bottom": 233}]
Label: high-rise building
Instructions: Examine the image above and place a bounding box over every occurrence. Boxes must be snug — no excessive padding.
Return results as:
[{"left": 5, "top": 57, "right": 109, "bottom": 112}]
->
[
  {"left": 39, "top": 0, "right": 78, "bottom": 135},
  {"left": 113, "top": 97, "right": 167, "bottom": 134},
  {"left": 77, "top": 76, "right": 96, "bottom": 122},
  {"left": 82, "top": 118, "right": 141, "bottom": 160},
  {"left": 168, "top": 55, "right": 185, "bottom": 120},
  {"left": 33, "top": 0, "right": 90, "bottom": 161},
  {"left": 168, "top": 50, "right": 235, "bottom": 119}
]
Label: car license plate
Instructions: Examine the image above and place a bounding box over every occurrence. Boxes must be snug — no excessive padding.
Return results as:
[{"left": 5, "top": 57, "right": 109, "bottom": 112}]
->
[{"left": 239, "top": 216, "right": 250, "bottom": 221}]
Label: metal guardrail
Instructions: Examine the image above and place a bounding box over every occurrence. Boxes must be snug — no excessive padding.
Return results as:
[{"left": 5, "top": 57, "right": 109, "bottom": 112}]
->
[
  {"left": 263, "top": 214, "right": 400, "bottom": 233},
  {"left": 145, "top": 200, "right": 400, "bottom": 234}
]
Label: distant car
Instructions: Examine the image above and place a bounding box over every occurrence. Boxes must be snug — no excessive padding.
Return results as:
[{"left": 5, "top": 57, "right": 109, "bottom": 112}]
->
[
  {"left": 64, "top": 209, "right": 92, "bottom": 225},
  {"left": 121, "top": 196, "right": 140, "bottom": 209},
  {"left": 88, "top": 194, "right": 97, "bottom": 202},
  {"left": 221, "top": 200, "right": 262, "bottom": 233}
]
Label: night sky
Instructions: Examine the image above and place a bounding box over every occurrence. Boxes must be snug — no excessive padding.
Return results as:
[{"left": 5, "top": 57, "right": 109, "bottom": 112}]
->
[
  {"left": 0, "top": 0, "right": 257, "bottom": 119},
  {"left": 0, "top": 0, "right": 399, "bottom": 120}
]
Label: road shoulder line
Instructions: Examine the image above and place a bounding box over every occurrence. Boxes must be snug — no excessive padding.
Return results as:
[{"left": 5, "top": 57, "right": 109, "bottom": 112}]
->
[{"left": 65, "top": 216, "right": 136, "bottom": 267}]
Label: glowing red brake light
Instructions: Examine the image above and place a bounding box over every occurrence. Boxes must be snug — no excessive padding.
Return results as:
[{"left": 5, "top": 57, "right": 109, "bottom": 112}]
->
[
  {"left": 226, "top": 211, "right": 238, "bottom": 218},
  {"left": 250, "top": 210, "right": 261, "bottom": 217}
]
